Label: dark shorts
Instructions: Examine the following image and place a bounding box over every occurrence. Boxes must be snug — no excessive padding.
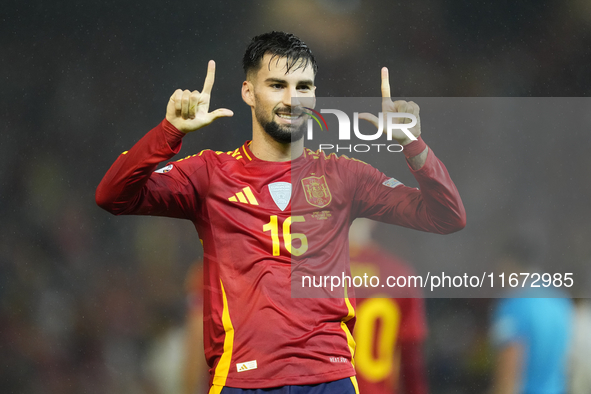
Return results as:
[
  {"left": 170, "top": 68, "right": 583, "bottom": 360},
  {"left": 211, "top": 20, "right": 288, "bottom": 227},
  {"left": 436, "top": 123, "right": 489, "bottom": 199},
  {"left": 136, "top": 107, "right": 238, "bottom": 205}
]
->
[{"left": 209, "top": 377, "right": 359, "bottom": 394}]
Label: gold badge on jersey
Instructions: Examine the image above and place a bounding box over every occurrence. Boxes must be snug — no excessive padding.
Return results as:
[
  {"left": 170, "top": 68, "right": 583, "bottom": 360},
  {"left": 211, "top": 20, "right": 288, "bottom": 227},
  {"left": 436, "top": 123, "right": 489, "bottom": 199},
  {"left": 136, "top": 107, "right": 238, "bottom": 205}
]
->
[{"left": 301, "top": 175, "right": 332, "bottom": 208}]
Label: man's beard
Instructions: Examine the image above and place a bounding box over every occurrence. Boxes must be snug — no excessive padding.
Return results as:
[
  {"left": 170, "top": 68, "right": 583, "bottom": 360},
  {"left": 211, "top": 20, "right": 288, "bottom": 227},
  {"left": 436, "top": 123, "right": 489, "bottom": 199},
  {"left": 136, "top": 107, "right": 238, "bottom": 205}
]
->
[{"left": 255, "top": 106, "right": 307, "bottom": 144}]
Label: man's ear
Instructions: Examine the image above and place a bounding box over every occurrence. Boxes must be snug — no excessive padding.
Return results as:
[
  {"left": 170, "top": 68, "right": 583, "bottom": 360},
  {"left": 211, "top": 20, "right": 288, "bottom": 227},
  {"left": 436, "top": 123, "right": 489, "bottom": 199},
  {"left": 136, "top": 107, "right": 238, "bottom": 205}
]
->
[{"left": 242, "top": 81, "right": 254, "bottom": 106}]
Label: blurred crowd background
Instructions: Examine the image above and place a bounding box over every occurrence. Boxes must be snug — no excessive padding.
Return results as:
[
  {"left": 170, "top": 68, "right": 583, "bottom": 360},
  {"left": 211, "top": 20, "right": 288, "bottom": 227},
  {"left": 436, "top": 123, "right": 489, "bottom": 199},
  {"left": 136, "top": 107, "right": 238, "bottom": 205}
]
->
[{"left": 2, "top": 0, "right": 591, "bottom": 393}]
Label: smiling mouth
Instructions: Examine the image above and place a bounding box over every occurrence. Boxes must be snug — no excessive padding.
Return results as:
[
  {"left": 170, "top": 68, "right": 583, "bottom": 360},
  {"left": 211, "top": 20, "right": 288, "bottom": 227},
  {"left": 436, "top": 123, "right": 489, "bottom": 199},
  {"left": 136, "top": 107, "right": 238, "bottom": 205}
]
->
[
  {"left": 275, "top": 107, "right": 306, "bottom": 122},
  {"left": 276, "top": 113, "right": 302, "bottom": 121}
]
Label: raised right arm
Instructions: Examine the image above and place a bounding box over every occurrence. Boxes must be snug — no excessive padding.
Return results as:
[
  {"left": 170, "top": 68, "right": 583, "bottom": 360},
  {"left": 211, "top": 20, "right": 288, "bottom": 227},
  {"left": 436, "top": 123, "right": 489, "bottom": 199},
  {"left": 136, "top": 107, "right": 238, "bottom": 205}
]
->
[
  {"left": 95, "top": 60, "right": 233, "bottom": 218},
  {"left": 95, "top": 119, "right": 193, "bottom": 218}
]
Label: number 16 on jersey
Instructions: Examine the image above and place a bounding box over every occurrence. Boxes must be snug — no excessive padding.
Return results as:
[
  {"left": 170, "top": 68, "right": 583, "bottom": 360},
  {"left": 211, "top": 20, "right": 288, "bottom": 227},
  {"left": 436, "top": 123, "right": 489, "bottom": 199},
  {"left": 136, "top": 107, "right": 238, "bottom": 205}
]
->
[{"left": 263, "top": 215, "right": 309, "bottom": 256}]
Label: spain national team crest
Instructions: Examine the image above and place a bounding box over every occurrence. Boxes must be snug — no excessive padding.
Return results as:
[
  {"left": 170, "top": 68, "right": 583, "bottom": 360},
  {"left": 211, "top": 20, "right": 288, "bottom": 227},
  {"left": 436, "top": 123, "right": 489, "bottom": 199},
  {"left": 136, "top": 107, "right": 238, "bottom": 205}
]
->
[{"left": 301, "top": 176, "right": 332, "bottom": 208}]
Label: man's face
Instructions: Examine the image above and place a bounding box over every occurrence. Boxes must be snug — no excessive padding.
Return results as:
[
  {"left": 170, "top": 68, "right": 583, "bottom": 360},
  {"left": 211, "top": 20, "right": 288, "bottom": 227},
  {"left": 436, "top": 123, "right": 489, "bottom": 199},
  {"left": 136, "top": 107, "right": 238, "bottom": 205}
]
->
[{"left": 248, "top": 54, "right": 316, "bottom": 144}]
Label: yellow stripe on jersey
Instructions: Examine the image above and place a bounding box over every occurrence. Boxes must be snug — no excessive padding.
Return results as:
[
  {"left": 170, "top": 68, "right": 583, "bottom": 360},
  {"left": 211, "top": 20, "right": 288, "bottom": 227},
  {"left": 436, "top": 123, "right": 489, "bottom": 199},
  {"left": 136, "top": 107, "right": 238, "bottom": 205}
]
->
[
  {"left": 176, "top": 153, "right": 199, "bottom": 162},
  {"left": 242, "top": 187, "right": 259, "bottom": 205},
  {"left": 350, "top": 376, "right": 360, "bottom": 394},
  {"left": 121, "top": 151, "right": 128, "bottom": 155},
  {"left": 209, "top": 385, "right": 223, "bottom": 394},
  {"left": 236, "top": 192, "right": 248, "bottom": 204},
  {"left": 228, "top": 187, "right": 257, "bottom": 205},
  {"left": 223, "top": 149, "right": 243, "bottom": 160},
  {"left": 212, "top": 280, "right": 235, "bottom": 386},
  {"left": 342, "top": 286, "right": 357, "bottom": 369},
  {"left": 350, "top": 157, "right": 368, "bottom": 165},
  {"left": 242, "top": 145, "right": 252, "bottom": 161},
  {"left": 176, "top": 149, "right": 246, "bottom": 163},
  {"left": 304, "top": 148, "right": 368, "bottom": 164}
]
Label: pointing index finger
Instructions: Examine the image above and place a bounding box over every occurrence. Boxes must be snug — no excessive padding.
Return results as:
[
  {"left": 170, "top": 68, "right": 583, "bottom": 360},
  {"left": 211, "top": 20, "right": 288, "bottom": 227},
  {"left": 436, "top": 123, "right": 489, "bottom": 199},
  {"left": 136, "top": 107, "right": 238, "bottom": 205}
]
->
[
  {"left": 202, "top": 60, "right": 216, "bottom": 96},
  {"left": 381, "top": 67, "right": 391, "bottom": 99}
]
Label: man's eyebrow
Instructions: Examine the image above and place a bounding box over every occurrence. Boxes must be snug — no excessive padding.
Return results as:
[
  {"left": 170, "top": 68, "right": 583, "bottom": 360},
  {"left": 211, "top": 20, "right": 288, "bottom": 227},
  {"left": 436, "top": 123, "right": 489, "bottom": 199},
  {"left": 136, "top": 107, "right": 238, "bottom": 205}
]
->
[
  {"left": 264, "top": 78, "right": 314, "bottom": 86},
  {"left": 297, "top": 79, "right": 315, "bottom": 86},
  {"left": 264, "top": 78, "right": 287, "bottom": 84}
]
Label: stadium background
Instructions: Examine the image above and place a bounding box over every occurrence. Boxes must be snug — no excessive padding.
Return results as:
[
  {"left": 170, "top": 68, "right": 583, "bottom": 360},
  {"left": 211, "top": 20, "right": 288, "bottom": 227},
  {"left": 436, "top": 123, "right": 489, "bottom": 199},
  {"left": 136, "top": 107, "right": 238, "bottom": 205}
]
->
[{"left": 2, "top": 0, "right": 591, "bottom": 392}]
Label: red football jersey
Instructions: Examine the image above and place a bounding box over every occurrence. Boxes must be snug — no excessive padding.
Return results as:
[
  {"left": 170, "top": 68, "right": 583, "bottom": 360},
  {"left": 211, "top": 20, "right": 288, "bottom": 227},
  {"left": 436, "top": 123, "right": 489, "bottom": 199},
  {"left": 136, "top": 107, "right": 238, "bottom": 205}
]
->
[
  {"left": 350, "top": 244, "right": 428, "bottom": 394},
  {"left": 96, "top": 119, "right": 465, "bottom": 389}
]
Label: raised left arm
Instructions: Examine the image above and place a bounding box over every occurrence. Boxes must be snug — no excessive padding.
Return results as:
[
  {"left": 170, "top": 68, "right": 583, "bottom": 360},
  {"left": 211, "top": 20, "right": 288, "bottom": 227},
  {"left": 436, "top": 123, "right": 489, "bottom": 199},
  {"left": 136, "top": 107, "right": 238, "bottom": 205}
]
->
[{"left": 358, "top": 67, "right": 427, "bottom": 169}]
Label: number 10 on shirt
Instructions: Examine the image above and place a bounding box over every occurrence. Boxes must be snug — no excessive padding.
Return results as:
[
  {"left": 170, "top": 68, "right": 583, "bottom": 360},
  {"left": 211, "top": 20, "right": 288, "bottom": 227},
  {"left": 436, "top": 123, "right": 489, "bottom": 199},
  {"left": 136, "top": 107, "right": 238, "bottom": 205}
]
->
[{"left": 263, "top": 215, "right": 309, "bottom": 256}]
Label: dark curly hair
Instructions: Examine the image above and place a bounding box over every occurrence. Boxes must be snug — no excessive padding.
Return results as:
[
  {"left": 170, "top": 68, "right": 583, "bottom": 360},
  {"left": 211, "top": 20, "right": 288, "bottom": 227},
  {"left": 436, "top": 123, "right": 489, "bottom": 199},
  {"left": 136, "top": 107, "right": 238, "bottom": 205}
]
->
[{"left": 242, "top": 31, "right": 318, "bottom": 78}]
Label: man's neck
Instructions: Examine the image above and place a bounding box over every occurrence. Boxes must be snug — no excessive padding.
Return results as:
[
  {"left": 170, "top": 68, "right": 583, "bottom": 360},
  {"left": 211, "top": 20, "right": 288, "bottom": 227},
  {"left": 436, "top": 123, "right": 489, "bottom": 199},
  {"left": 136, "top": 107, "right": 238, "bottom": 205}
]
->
[{"left": 250, "top": 124, "right": 304, "bottom": 162}]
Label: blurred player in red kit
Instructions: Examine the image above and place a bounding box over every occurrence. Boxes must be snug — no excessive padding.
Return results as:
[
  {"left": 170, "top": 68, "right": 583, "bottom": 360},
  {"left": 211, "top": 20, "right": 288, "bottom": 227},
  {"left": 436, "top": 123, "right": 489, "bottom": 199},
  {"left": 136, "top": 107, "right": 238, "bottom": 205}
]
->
[
  {"left": 96, "top": 31, "right": 465, "bottom": 393},
  {"left": 350, "top": 218, "right": 428, "bottom": 394}
]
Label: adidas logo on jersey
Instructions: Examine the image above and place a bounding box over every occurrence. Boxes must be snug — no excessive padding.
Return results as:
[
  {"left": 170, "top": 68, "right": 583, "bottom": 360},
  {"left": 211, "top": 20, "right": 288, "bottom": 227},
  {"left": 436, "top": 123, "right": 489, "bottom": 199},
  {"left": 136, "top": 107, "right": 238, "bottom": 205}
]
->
[
  {"left": 228, "top": 187, "right": 259, "bottom": 205},
  {"left": 236, "top": 360, "right": 257, "bottom": 372}
]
